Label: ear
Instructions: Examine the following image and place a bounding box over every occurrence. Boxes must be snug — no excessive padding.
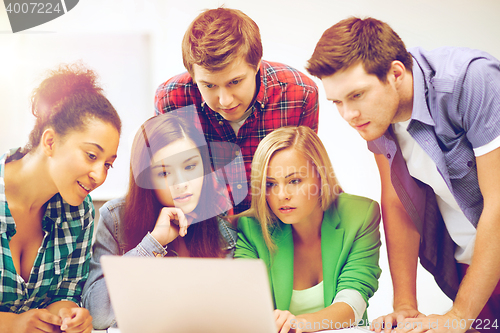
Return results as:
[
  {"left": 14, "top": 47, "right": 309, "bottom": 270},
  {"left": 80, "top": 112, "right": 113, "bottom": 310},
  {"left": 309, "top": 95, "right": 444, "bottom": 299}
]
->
[
  {"left": 41, "top": 128, "right": 57, "bottom": 157},
  {"left": 388, "top": 60, "right": 406, "bottom": 86}
]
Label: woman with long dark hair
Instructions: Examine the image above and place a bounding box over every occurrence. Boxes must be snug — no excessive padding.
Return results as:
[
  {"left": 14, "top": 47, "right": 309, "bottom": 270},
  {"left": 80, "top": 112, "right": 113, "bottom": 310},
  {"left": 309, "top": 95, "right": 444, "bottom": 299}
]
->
[{"left": 82, "top": 112, "right": 236, "bottom": 329}]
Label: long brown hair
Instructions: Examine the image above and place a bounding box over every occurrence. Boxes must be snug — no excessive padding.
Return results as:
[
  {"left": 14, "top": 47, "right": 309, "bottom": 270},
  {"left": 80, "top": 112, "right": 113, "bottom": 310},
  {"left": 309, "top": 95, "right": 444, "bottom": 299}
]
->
[{"left": 123, "top": 113, "right": 229, "bottom": 257}]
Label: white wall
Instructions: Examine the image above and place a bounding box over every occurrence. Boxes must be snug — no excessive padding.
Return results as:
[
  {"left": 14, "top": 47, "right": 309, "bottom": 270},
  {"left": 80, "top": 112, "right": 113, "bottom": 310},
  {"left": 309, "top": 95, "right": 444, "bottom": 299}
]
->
[{"left": 2, "top": 0, "right": 500, "bottom": 321}]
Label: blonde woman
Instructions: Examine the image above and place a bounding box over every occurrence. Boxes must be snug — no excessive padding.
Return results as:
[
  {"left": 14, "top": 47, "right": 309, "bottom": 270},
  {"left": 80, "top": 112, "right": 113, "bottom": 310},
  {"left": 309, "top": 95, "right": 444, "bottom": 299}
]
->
[{"left": 235, "top": 126, "right": 381, "bottom": 332}]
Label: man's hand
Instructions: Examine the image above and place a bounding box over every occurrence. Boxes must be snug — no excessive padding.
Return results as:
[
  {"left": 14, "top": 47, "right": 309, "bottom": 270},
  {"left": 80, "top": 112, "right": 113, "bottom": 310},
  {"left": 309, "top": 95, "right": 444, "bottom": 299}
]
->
[
  {"left": 392, "top": 310, "right": 469, "bottom": 333},
  {"left": 370, "top": 305, "right": 425, "bottom": 333}
]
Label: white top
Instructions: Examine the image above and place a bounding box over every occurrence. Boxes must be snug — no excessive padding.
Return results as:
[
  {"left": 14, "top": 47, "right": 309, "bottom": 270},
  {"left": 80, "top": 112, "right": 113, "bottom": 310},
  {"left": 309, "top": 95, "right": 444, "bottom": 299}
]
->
[
  {"left": 393, "top": 120, "right": 478, "bottom": 264},
  {"left": 289, "top": 281, "right": 325, "bottom": 316}
]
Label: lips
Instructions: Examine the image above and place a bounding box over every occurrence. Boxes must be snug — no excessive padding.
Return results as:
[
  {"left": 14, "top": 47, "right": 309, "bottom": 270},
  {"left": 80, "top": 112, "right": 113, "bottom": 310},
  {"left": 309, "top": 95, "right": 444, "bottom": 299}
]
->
[
  {"left": 279, "top": 206, "right": 296, "bottom": 214},
  {"left": 77, "top": 181, "right": 92, "bottom": 194},
  {"left": 353, "top": 121, "right": 369, "bottom": 130},
  {"left": 174, "top": 193, "right": 193, "bottom": 203},
  {"left": 220, "top": 105, "right": 239, "bottom": 113}
]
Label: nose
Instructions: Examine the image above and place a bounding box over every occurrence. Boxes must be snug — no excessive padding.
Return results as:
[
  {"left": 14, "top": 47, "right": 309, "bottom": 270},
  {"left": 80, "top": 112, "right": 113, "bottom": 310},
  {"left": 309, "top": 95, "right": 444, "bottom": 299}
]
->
[
  {"left": 219, "top": 87, "right": 234, "bottom": 108},
  {"left": 90, "top": 164, "right": 107, "bottom": 187},
  {"left": 337, "top": 104, "right": 360, "bottom": 123},
  {"left": 276, "top": 185, "right": 290, "bottom": 201},
  {"left": 170, "top": 170, "right": 189, "bottom": 189}
]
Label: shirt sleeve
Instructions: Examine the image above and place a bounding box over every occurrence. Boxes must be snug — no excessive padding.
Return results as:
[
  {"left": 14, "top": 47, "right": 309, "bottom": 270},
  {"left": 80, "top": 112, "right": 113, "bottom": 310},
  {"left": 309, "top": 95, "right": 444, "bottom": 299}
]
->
[
  {"left": 297, "top": 79, "right": 319, "bottom": 134},
  {"left": 460, "top": 57, "right": 500, "bottom": 149},
  {"left": 332, "top": 289, "right": 367, "bottom": 324},
  {"left": 81, "top": 203, "right": 120, "bottom": 329},
  {"left": 82, "top": 202, "right": 170, "bottom": 330},
  {"left": 234, "top": 217, "right": 261, "bottom": 260},
  {"left": 336, "top": 200, "right": 382, "bottom": 307}
]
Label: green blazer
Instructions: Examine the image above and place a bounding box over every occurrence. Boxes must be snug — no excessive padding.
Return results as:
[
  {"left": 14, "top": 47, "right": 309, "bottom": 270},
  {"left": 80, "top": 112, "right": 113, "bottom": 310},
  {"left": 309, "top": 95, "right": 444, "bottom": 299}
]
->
[{"left": 235, "top": 193, "right": 382, "bottom": 321}]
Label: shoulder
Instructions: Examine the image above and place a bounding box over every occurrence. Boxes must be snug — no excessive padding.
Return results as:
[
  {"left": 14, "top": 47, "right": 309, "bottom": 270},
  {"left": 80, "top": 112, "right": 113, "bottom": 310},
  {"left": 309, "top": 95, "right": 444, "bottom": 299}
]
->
[
  {"left": 409, "top": 46, "right": 498, "bottom": 84},
  {"left": 155, "top": 72, "right": 202, "bottom": 112},
  {"left": 99, "top": 197, "right": 126, "bottom": 222},
  {"left": 261, "top": 60, "right": 317, "bottom": 91},
  {"left": 328, "top": 193, "right": 380, "bottom": 227},
  {"left": 237, "top": 216, "right": 262, "bottom": 233},
  {"left": 156, "top": 72, "right": 195, "bottom": 92}
]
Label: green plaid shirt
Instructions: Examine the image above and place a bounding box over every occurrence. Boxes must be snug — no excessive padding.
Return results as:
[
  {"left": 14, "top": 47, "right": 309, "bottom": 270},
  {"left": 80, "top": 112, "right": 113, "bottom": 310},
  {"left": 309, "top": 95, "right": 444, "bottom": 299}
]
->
[{"left": 0, "top": 148, "right": 94, "bottom": 313}]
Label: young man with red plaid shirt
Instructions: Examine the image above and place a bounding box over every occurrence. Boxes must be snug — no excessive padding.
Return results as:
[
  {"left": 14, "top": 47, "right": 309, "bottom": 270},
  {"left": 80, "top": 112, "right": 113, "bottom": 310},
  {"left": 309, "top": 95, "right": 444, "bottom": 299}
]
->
[{"left": 155, "top": 7, "right": 319, "bottom": 214}]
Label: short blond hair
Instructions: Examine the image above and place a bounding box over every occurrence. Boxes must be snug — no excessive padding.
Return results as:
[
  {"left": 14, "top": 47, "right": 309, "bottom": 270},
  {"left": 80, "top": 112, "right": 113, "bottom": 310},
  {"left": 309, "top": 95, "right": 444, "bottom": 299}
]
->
[{"left": 246, "top": 126, "right": 341, "bottom": 251}]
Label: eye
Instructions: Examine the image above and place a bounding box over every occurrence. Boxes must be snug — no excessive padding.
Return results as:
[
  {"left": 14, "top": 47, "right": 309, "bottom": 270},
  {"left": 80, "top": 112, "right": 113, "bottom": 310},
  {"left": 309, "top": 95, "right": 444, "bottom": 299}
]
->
[
  {"left": 105, "top": 163, "right": 113, "bottom": 170},
  {"left": 265, "top": 182, "right": 275, "bottom": 188},
  {"left": 87, "top": 152, "right": 97, "bottom": 160},
  {"left": 230, "top": 79, "right": 241, "bottom": 85},
  {"left": 332, "top": 100, "right": 341, "bottom": 105},
  {"left": 290, "top": 179, "right": 301, "bottom": 185},
  {"left": 157, "top": 170, "right": 169, "bottom": 178},
  {"left": 205, "top": 83, "right": 215, "bottom": 89},
  {"left": 352, "top": 92, "right": 363, "bottom": 99},
  {"left": 185, "top": 163, "right": 197, "bottom": 171}
]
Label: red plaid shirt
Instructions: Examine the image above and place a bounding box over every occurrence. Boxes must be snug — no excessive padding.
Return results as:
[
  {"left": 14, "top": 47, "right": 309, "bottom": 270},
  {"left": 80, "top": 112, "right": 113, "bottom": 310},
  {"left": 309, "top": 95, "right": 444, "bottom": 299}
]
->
[{"left": 155, "top": 60, "right": 319, "bottom": 213}]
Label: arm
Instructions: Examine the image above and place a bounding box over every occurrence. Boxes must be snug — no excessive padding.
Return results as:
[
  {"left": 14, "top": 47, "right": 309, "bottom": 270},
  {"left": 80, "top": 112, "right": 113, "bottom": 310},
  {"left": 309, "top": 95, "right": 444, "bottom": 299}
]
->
[
  {"left": 401, "top": 148, "right": 500, "bottom": 333},
  {"left": 295, "top": 199, "right": 382, "bottom": 332},
  {"left": 0, "top": 310, "right": 61, "bottom": 333},
  {"left": 82, "top": 204, "right": 187, "bottom": 329},
  {"left": 234, "top": 217, "right": 260, "bottom": 260},
  {"left": 371, "top": 153, "right": 423, "bottom": 332},
  {"left": 45, "top": 203, "right": 93, "bottom": 333},
  {"left": 451, "top": 147, "right": 500, "bottom": 321}
]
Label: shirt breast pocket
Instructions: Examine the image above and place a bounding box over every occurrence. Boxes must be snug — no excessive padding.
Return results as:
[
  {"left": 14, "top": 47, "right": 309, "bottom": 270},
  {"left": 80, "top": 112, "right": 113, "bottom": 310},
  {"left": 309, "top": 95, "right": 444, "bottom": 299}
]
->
[
  {"left": 445, "top": 145, "right": 476, "bottom": 180},
  {"left": 52, "top": 257, "right": 68, "bottom": 283}
]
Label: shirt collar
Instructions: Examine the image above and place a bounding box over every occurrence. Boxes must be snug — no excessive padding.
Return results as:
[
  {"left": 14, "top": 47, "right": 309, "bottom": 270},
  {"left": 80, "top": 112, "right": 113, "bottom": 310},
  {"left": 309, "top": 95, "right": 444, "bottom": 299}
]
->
[
  {"left": 0, "top": 148, "right": 22, "bottom": 236},
  {"left": 409, "top": 56, "right": 435, "bottom": 126},
  {"left": 254, "top": 61, "right": 267, "bottom": 110}
]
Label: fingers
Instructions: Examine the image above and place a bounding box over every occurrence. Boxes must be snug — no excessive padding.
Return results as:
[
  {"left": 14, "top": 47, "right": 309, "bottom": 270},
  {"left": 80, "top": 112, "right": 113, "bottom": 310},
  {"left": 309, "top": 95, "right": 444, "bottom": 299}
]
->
[
  {"left": 58, "top": 307, "right": 93, "bottom": 333},
  {"left": 274, "top": 309, "right": 299, "bottom": 333},
  {"left": 17, "top": 309, "right": 61, "bottom": 333},
  {"left": 163, "top": 207, "right": 188, "bottom": 237},
  {"left": 172, "top": 208, "right": 188, "bottom": 237}
]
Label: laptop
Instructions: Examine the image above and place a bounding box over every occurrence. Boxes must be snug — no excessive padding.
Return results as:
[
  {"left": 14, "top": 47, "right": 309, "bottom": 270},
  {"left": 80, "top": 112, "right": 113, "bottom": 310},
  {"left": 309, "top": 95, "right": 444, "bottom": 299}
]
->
[{"left": 101, "top": 256, "right": 276, "bottom": 333}]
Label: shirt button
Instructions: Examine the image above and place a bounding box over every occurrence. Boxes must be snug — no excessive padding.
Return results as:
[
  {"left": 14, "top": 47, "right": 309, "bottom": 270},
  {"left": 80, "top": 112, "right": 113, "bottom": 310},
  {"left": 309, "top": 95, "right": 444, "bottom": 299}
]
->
[
  {"left": 467, "top": 161, "right": 473, "bottom": 168},
  {"left": 235, "top": 151, "right": 240, "bottom": 156},
  {"left": 386, "top": 153, "right": 391, "bottom": 159},
  {"left": 236, "top": 184, "right": 242, "bottom": 189},
  {"left": 219, "top": 121, "right": 223, "bottom": 126}
]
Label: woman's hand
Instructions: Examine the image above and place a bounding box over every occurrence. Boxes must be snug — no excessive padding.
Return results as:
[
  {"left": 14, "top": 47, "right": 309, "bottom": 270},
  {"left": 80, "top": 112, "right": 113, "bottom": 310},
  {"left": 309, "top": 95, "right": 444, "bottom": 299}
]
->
[
  {"left": 58, "top": 307, "right": 92, "bottom": 333},
  {"left": 274, "top": 309, "right": 307, "bottom": 333},
  {"left": 13, "top": 309, "right": 61, "bottom": 332},
  {"left": 150, "top": 207, "right": 189, "bottom": 246}
]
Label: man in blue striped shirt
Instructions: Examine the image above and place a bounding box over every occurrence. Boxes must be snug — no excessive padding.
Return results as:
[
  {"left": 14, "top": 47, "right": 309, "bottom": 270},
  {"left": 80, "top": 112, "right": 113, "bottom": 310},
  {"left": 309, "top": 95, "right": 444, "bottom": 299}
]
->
[{"left": 307, "top": 16, "right": 500, "bottom": 333}]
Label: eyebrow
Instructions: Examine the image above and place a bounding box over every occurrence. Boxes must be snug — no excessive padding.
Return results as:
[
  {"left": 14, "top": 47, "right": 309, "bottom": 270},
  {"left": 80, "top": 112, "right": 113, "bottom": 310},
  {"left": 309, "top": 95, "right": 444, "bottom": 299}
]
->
[
  {"left": 328, "top": 85, "right": 368, "bottom": 101},
  {"left": 198, "top": 74, "right": 247, "bottom": 86},
  {"left": 151, "top": 155, "right": 200, "bottom": 169},
  {"left": 83, "top": 142, "right": 117, "bottom": 159},
  {"left": 266, "top": 172, "right": 304, "bottom": 180}
]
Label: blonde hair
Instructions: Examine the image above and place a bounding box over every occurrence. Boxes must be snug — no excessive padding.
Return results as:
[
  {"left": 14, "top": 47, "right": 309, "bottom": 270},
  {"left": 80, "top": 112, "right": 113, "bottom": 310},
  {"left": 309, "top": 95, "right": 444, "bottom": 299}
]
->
[{"left": 245, "top": 126, "right": 341, "bottom": 251}]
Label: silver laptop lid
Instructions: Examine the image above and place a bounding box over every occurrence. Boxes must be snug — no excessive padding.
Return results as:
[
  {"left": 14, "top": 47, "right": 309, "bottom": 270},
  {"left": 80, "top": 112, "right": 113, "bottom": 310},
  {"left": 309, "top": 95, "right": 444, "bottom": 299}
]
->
[{"left": 101, "top": 256, "right": 276, "bottom": 333}]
